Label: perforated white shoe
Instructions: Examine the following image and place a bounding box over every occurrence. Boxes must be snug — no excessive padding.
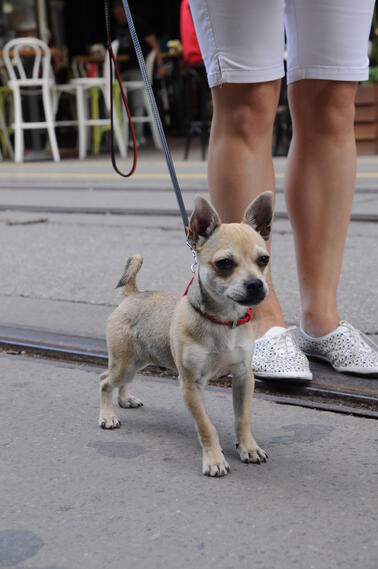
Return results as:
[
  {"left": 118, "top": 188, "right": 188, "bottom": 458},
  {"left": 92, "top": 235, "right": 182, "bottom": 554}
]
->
[
  {"left": 299, "top": 321, "right": 378, "bottom": 376},
  {"left": 253, "top": 326, "right": 313, "bottom": 383}
]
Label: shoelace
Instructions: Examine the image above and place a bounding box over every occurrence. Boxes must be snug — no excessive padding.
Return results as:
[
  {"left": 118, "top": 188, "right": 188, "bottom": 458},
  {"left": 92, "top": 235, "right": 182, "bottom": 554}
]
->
[
  {"left": 276, "top": 328, "right": 299, "bottom": 358},
  {"left": 340, "top": 320, "right": 377, "bottom": 359},
  {"left": 260, "top": 327, "right": 299, "bottom": 360}
]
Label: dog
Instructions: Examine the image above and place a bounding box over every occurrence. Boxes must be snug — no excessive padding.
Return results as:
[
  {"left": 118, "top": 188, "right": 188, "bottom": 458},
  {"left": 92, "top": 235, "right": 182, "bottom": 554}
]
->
[{"left": 99, "top": 191, "right": 273, "bottom": 476}]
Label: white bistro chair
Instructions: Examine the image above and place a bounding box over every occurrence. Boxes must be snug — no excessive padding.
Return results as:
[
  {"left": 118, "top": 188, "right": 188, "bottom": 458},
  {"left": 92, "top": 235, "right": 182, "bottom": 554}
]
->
[
  {"left": 70, "top": 40, "right": 127, "bottom": 159},
  {"left": 70, "top": 43, "right": 162, "bottom": 158},
  {"left": 3, "top": 38, "right": 75, "bottom": 163},
  {"left": 121, "top": 49, "right": 161, "bottom": 151}
]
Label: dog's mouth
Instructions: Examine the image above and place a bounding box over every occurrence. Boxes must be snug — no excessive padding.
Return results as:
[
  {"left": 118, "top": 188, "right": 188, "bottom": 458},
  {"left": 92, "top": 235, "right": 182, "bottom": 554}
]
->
[{"left": 226, "top": 293, "right": 266, "bottom": 307}]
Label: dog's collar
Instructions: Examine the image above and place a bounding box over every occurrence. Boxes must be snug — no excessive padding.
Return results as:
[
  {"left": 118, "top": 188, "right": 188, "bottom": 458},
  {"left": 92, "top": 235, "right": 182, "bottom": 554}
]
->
[{"left": 183, "top": 276, "right": 253, "bottom": 329}]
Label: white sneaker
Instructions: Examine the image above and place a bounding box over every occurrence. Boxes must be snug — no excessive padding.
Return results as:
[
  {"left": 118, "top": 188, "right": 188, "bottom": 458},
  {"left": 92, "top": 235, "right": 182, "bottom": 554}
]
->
[
  {"left": 299, "top": 321, "right": 378, "bottom": 376},
  {"left": 253, "top": 326, "right": 313, "bottom": 383}
]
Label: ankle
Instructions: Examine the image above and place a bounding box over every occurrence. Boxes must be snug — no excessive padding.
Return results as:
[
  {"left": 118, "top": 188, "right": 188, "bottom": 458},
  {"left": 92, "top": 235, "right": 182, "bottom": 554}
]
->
[
  {"left": 252, "top": 291, "right": 287, "bottom": 338},
  {"left": 253, "top": 311, "right": 286, "bottom": 339},
  {"left": 301, "top": 310, "right": 340, "bottom": 338}
]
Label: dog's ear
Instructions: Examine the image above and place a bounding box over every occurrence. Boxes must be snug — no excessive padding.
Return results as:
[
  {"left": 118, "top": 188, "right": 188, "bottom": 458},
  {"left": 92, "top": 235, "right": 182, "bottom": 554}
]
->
[
  {"left": 187, "top": 196, "right": 221, "bottom": 248},
  {"left": 243, "top": 191, "right": 273, "bottom": 241}
]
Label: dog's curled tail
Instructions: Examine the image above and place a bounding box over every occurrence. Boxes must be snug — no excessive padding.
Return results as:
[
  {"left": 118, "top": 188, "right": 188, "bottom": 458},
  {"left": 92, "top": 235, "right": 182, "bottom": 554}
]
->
[{"left": 116, "top": 255, "right": 143, "bottom": 296}]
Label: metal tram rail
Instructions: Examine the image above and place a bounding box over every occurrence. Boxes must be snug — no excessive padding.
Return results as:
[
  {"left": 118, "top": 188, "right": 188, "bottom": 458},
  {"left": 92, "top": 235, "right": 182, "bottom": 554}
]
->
[{"left": 1, "top": 324, "right": 377, "bottom": 420}]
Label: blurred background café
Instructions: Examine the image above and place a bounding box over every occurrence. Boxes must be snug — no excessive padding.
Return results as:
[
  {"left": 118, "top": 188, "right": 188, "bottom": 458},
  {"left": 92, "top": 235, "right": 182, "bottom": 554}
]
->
[{"left": 1, "top": 0, "right": 378, "bottom": 163}]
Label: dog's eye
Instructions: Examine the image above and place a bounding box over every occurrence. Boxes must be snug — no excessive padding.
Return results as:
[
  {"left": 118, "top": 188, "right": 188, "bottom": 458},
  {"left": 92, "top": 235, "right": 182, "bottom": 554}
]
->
[
  {"left": 214, "top": 258, "right": 235, "bottom": 271},
  {"left": 257, "top": 255, "right": 270, "bottom": 267}
]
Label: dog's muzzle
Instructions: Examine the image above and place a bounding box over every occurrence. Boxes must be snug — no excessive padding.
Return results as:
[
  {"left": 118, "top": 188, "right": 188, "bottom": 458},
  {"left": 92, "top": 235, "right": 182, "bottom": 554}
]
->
[{"left": 238, "top": 278, "right": 266, "bottom": 306}]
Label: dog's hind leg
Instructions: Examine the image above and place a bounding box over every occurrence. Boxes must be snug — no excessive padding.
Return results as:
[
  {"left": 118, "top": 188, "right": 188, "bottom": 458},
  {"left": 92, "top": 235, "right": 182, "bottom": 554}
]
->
[
  {"left": 118, "top": 386, "right": 143, "bottom": 408},
  {"left": 99, "top": 360, "right": 135, "bottom": 429},
  {"left": 99, "top": 365, "right": 122, "bottom": 429},
  {"left": 100, "top": 325, "right": 142, "bottom": 427},
  {"left": 118, "top": 367, "right": 143, "bottom": 408}
]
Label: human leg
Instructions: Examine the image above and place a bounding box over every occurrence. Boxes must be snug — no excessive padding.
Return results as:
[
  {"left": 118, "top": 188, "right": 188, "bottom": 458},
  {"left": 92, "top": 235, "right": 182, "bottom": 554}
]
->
[
  {"left": 285, "top": 79, "right": 357, "bottom": 337},
  {"left": 284, "top": 0, "right": 374, "bottom": 336},
  {"left": 188, "top": 0, "right": 313, "bottom": 379},
  {"left": 283, "top": 0, "right": 378, "bottom": 375},
  {"left": 209, "top": 82, "right": 285, "bottom": 336},
  {"left": 189, "top": 0, "right": 287, "bottom": 336},
  {"left": 286, "top": 81, "right": 378, "bottom": 375}
]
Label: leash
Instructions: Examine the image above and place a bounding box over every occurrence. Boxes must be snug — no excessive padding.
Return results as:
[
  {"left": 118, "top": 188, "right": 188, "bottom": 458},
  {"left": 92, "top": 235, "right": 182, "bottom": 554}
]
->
[
  {"left": 104, "top": 0, "right": 190, "bottom": 235},
  {"left": 104, "top": 0, "right": 137, "bottom": 177}
]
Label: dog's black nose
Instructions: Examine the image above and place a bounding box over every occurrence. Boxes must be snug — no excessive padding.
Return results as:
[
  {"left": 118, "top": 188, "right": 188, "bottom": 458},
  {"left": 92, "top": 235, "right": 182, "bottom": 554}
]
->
[
  {"left": 245, "top": 279, "right": 264, "bottom": 293},
  {"left": 238, "top": 279, "right": 266, "bottom": 306}
]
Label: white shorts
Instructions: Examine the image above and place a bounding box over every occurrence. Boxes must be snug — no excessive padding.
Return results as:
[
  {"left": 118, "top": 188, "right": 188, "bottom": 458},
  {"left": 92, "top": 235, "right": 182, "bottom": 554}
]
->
[{"left": 189, "top": 0, "right": 375, "bottom": 87}]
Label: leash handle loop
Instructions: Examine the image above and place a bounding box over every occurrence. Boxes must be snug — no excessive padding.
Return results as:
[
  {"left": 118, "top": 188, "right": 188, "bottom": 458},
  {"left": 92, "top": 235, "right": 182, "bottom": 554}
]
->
[{"left": 104, "top": 0, "right": 137, "bottom": 177}]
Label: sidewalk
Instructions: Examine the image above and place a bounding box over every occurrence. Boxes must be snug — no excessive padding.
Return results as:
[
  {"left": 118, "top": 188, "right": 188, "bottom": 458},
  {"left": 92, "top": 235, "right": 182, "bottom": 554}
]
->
[
  {"left": 2, "top": 144, "right": 378, "bottom": 190},
  {"left": 1, "top": 151, "right": 378, "bottom": 218},
  {"left": 1, "top": 351, "right": 377, "bottom": 569},
  {"left": 0, "top": 148, "right": 377, "bottom": 401},
  {"left": 0, "top": 212, "right": 376, "bottom": 335}
]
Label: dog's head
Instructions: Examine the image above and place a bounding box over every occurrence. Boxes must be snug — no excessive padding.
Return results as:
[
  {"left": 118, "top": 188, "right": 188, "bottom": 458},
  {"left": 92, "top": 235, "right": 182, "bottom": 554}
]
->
[{"left": 187, "top": 192, "right": 273, "bottom": 307}]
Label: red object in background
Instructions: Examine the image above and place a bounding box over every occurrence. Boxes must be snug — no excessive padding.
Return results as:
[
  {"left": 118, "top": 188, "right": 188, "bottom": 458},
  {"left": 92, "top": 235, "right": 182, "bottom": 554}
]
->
[
  {"left": 86, "top": 64, "right": 98, "bottom": 77},
  {"left": 180, "top": 0, "right": 203, "bottom": 66}
]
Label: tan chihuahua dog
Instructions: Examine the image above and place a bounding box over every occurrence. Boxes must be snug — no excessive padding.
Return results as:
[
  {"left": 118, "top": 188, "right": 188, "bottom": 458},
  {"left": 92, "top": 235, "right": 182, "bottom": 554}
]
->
[{"left": 99, "top": 191, "right": 273, "bottom": 477}]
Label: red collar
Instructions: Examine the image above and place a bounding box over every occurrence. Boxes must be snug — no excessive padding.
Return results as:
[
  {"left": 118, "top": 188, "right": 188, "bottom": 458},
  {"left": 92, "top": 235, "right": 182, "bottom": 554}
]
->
[{"left": 183, "top": 276, "right": 253, "bottom": 328}]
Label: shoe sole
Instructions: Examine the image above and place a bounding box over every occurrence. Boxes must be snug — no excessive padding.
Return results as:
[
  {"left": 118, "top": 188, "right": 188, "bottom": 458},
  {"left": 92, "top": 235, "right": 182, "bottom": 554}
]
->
[
  {"left": 305, "top": 354, "right": 378, "bottom": 378},
  {"left": 253, "top": 371, "right": 313, "bottom": 384}
]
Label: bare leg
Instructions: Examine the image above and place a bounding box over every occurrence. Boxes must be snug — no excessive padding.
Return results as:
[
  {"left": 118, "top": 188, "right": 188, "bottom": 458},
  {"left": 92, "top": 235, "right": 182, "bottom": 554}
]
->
[
  {"left": 285, "top": 80, "right": 357, "bottom": 337},
  {"left": 208, "top": 82, "right": 285, "bottom": 337},
  {"left": 180, "top": 377, "right": 230, "bottom": 476},
  {"left": 231, "top": 364, "right": 267, "bottom": 464}
]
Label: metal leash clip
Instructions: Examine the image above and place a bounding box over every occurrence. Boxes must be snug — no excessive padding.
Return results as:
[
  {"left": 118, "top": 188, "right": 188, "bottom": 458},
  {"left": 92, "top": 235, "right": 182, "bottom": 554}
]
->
[{"left": 186, "top": 240, "right": 198, "bottom": 273}]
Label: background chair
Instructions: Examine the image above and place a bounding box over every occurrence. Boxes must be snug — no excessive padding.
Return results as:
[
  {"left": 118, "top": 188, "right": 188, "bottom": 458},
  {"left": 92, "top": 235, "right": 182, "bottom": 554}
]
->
[
  {"left": 3, "top": 38, "right": 75, "bottom": 163},
  {"left": 70, "top": 40, "right": 127, "bottom": 159},
  {"left": 120, "top": 49, "right": 161, "bottom": 151}
]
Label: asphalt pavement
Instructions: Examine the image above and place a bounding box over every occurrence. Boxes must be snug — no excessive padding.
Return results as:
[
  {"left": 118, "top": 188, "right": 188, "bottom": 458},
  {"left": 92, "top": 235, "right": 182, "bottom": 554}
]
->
[{"left": 1, "top": 352, "right": 377, "bottom": 569}]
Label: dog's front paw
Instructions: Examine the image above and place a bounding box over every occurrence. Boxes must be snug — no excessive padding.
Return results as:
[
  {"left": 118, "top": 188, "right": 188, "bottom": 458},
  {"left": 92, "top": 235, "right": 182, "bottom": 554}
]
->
[
  {"left": 118, "top": 394, "right": 143, "bottom": 408},
  {"left": 99, "top": 414, "right": 121, "bottom": 429},
  {"left": 237, "top": 442, "right": 268, "bottom": 464},
  {"left": 202, "top": 451, "right": 230, "bottom": 477}
]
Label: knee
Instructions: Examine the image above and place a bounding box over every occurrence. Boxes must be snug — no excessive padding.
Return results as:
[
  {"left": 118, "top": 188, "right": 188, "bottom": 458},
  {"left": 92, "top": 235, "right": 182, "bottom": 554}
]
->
[
  {"left": 316, "top": 83, "right": 356, "bottom": 136},
  {"left": 214, "top": 81, "right": 280, "bottom": 144},
  {"left": 291, "top": 81, "right": 357, "bottom": 138}
]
